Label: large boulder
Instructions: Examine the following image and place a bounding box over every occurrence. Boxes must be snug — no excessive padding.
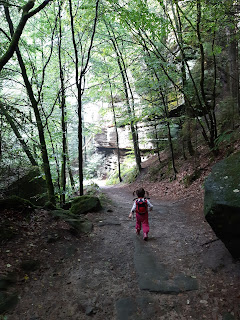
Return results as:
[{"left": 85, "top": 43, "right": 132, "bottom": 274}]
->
[
  {"left": 204, "top": 152, "right": 240, "bottom": 259},
  {"left": 70, "top": 195, "right": 102, "bottom": 215},
  {"left": 4, "top": 167, "right": 48, "bottom": 206}
]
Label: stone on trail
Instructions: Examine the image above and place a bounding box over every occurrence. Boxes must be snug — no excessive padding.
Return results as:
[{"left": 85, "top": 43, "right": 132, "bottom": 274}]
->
[
  {"left": 204, "top": 152, "right": 240, "bottom": 259},
  {"left": 70, "top": 195, "right": 102, "bottom": 215},
  {"left": 133, "top": 237, "right": 198, "bottom": 293},
  {"left": 116, "top": 296, "right": 155, "bottom": 320},
  {"left": 98, "top": 219, "right": 121, "bottom": 226}
]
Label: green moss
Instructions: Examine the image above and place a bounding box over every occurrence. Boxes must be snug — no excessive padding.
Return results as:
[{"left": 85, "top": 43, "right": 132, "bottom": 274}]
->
[
  {"left": 5, "top": 167, "right": 48, "bottom": 206},
  {"left": 0, "top": 196, "right": 35, "bottom": 211},
  {"left": 107, "top": 165, "right": 138, "bottom": 185},
  {"left": 205, "top": 151, "right": 240, "bottom": 208},
  {"left": 70, "top": 195, "right": 102, "bottom": 215},
  {"left": 183, "top": 169, "right": 202, "bottom": 187}
]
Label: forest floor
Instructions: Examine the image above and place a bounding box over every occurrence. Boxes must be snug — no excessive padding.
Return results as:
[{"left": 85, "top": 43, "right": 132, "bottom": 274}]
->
[{"left": 1, "top": 145, "right": 240, "bottom": 319}]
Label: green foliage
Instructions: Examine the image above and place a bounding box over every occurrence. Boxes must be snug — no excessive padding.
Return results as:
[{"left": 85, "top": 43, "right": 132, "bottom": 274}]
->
[
  {"left": 85, "top": 182, "right": 100, "bottom": 196},
  {"left": 214, "top": 130, "right": 234, "bottom": 149},
  {"left": 85, "top": 182, "right": 110, "bottom": 206},
  {"left": 0, "top": 0, "right": 239, "bottom": 203},
  {"left": 83, "top": 147, "right": 105, "bottom": 180},
  {"left": 107, "top": 156, "right": 138, "bottom": 185},
  {"left": 183, "top": 169, "right": 202, "bottom": 188},
  {"left": 148, "top": 163, "right": 165, "bottom": 182}
]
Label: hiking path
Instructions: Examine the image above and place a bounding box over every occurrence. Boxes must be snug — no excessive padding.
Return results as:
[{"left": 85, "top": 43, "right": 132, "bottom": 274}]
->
[{"left": 4, "top": 184, "right": 240, "bottom": 320}]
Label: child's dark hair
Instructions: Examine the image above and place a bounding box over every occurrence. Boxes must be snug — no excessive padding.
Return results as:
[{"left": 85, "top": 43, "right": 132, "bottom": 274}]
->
[{"left": 136, "top": 188, "right": 145, "bottom": 198}]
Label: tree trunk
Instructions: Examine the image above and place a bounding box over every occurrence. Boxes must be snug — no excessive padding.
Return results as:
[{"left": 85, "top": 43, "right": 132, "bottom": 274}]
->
[
  {"left": 196, "top": 0, "right": 218, "bottom": 152},
  {"left": 58, "top": 2, "right": 67, "bottom": 205},
  {"left": 154, "top": 121, "right": 161, "bottom": 164},
  {"left": 0, "top": 102, "right": 37, "bottom": 166},
  {"left": 173, "top": 2, "right": 194, "bottom": 156},
  {"left": 228, "top": 26, "right": 240, "bottom": 118},
  {"left": 107, "top": 72, "right": 122, "bottom": 182},
  {"left": 0, "top": 0, "right": 52, "bottom": 72},
  {"left": 66, "top": 142, "right": 75, "bottom": 191},
  {"left": 69, "top": 0, "right": 99, "bottom": 195},
  {"left": 4, "top": 6, "right": 55, "bottom": 205},
  {"left": 107, "top": 30, "right": 141, "bottom": 172},
  {"left": 161, "top": 91, "right": 177, "bottom": 179},
  {"left": 0, "top": 115, "right": 2, "bottom": 161}
]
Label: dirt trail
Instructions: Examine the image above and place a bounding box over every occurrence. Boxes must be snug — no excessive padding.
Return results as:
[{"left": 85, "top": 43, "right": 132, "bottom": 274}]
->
[{"left": 5, "top": 184, "right": 240, "bottom": 320}]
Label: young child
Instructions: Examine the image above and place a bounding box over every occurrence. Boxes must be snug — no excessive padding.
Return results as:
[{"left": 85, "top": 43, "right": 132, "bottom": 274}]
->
[{"left": 129, "top": 187, "right": 153, "bottom": 241}]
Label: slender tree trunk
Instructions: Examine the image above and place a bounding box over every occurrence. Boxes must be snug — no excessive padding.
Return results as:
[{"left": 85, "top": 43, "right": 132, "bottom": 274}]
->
[
  {"left": 4, "top": 6, "right": 55, "bottom": 205},
  {"left": 69, "top": 0, "right": 99, "bottom": 195},
  {"left": 173, "top": 2, "right": 194, "bottom": 156},
  {"left": 196, "top": 0, "right": 218, "bottom": 152},
  {"left": 154, "top": 120, "right": 161, "bottom": 164},
  {"left": 160, "top": 91, "right": 177, "bottom": 179},
  {"left": 0, "top": 115, "right": 2, "bottom": 161},
  {"left": 228, "top": 25, "right": 240, "bottom": 117},
  {"left": 107, "top": 73, "right": 122, "bottom": 182},
  {"left": 78, "top": 80, "right": 84, "bottom": 195},
  {"left": 0, "top": 102, "right": 37, "bottom": 166},
  {"left": 107, "top": 32, "right": 141, "bottom": 172},
  {"left": 58, "top": 2, "right": 67, "bottom": 205},
  {"left": 66, "top": 142, "right": 75, "bottom": 191}
]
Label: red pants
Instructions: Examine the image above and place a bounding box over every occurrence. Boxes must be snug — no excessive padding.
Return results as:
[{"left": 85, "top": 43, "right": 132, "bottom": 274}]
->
[{"left": 136, "top": 212, "right": 149, "bottom": 234}]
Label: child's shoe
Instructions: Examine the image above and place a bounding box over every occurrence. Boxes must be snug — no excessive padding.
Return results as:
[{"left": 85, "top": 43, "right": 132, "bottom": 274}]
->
[
  {"left": 143, "top": 233, "right": 148, "bottom": 241},
  {"left": 136, "top": 229, "right": 140, "bottom": 235}
]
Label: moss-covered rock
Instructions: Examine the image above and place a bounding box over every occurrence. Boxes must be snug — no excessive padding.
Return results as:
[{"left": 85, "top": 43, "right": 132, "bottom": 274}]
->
[
  {"left": 67, "top": 218, "right": 93, "bottom": 234},
  {"left": 51, "top": 209, "right": 93, "bottom": 234},
  {"left": 70, "top": 195, "right": 102, "bottom": 215},
  {"left": 51, "top": 209, "right": 74, "bottom": 219},
  {"left": 204, "top": 152, "right": 240, "bottom": 259},
  {"left": 0, "top": 196, "right": 35, "bottom": 211},
  {"left": 5, "top": 167, "right": 48, "bottom": 206}
]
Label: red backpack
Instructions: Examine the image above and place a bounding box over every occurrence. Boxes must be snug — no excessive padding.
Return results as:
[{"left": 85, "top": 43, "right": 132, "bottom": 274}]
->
[{"left": 136, "top": 199, "right": 148, "bottom": 215}]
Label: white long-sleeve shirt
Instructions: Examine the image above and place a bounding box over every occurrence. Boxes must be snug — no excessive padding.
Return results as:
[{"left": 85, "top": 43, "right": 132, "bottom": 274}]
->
[{"left": 131, "top": 198, "right": 153, "bottom": 212}]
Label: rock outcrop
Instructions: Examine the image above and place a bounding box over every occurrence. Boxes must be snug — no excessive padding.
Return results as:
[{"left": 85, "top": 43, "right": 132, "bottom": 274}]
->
[
  {"left": 204, "top": 152, "right": 240, "bottom": 259},
  {"left": 4, "top": 167, "right": 47, "bottom": 206}
]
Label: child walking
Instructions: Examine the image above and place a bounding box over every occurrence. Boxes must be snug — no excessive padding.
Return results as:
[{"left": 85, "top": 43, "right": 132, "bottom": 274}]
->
[{"left": 129, "top": 188, "right": 153, "bottom": 241}]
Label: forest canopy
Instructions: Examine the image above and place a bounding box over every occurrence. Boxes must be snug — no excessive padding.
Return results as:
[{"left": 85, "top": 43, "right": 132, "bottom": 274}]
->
[{"left": 0, "top": 0, "right": 239, "bottom": 206}]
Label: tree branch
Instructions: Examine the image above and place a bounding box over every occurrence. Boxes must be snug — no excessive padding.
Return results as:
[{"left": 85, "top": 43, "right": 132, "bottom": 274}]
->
[{"left": 0, "top": 0, "right": 52, "bottom": 72}]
